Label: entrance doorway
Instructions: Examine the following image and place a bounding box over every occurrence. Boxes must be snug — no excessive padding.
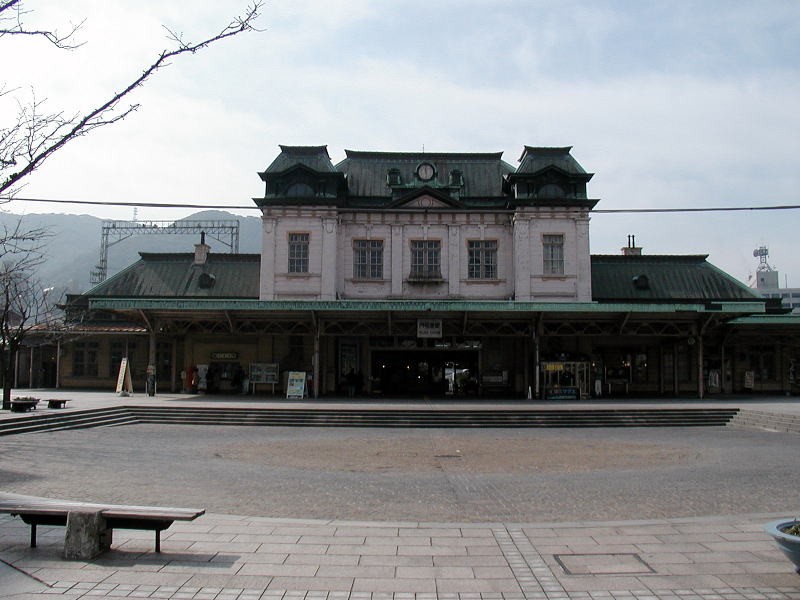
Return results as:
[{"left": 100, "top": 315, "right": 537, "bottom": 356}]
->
[{"left": 371, "top": 350, "right": 478, "bottom": 397}]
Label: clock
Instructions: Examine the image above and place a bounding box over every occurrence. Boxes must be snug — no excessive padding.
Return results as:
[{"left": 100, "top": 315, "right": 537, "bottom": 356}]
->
[{"left": 417, "top": 163, "right": 435, "bottom": 181}]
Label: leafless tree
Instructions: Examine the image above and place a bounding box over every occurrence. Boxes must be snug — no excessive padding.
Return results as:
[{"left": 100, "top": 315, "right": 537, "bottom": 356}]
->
[
  {"left": 0, "top": 0, "right": 264, "bottom": 198},
  {"left": 0, "top": 218, "right": 52, "bottom": 409}
]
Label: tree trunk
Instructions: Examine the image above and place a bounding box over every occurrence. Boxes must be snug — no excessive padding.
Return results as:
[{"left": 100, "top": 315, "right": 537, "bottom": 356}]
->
[{"left": 1, "top": 346, "right": 15, "bottom": 411}]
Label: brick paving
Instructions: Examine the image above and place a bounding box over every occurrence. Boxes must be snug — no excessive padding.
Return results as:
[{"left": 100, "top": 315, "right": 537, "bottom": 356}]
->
[
  {"left": 1, "top": 512, "right": 798, "bottom": 599},
  {"left": 1, "top": 391, "right": 799, "bottom": 599}
]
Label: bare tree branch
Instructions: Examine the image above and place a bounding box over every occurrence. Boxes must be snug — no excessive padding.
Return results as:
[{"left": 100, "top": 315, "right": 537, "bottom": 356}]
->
[
  {"left": 0, "top": 0, "right": 84, "bottom": 49},
  {"left": 0, "top": 215, "right": 53, "bottom": 408},
  {"left": 0, "top": 1, "right": 264, "bottom": 198}
]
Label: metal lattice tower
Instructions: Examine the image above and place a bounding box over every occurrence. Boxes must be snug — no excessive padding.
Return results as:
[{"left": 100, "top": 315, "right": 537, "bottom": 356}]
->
[
  {"left": 90, "top": 219, "right": 240, "bottom": 285},
  {"left": 752, "top": 245, "right": 773, "bottom": 273}
]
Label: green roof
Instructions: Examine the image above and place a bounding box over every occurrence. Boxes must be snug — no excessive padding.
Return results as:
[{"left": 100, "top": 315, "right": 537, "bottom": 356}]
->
[
  {"left": 337, "top": 150, "right": 514, "bottom": 199},
  {"left": 262, "top": 145, "right": 335, "bottom": 174},
  {"left": 76, "top": 252, "right": 764, "bottom": 314},
  {"left": 591, "top": 255, "right": 760, "bottom": 302},
  {"left": 85, "top": 253, "right": 260, "bottom": 298},
  {"left": 516, "top": 146, "right": 592, "bottom": 178},
  {"left": 727, "top": 314, "right": 800, "bottom": 326}
]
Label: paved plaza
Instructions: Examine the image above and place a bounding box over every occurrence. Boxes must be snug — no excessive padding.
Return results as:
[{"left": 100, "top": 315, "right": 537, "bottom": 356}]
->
[{"left": 1, "top": 391, "right": 799, "bottom": 599}]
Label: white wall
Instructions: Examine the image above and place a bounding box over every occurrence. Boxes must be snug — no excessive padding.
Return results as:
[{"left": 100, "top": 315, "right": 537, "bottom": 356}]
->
[{"left": 260, "top": 202, "right": 592, "bottom": 302}]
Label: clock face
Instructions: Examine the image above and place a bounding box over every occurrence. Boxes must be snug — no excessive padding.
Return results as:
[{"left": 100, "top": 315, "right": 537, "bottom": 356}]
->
[{"left": 417, "top": 163, "right": 435, "bottom": 181}]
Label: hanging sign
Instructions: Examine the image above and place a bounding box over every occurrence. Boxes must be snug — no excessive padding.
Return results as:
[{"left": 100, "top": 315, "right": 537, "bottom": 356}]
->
[{"left": 417, "top": 318, "right": 442, "bottom": 338}]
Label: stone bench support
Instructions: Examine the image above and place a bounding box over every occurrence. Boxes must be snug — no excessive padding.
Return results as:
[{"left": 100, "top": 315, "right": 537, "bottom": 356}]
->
[{"left": 64, "top": 511, "right": 112, "bottom": 560}]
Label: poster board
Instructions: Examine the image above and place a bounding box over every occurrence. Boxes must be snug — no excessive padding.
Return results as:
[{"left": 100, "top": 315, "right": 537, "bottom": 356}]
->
[
  {"left": 115, "top": 357, "right": 133, "bottom": 396},
  {"left": 250, "top": 363, "right": 278, "bottom": 384},
  {"left": 286, "top": 371, "right": 306, "bottom": 399},
  {"left": 744, "top": 370, "right": 755, "bottom": 389},
  {"left": 250, "top": 362, "right": 279, "bottom": 395}
]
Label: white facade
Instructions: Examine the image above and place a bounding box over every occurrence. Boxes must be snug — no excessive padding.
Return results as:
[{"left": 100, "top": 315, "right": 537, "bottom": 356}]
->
[
  {"left": 256, "top": 146, "right": 597, "bottom": 303},
  {"left": 258, "top": 199, "right": 593, "bottom": 302}
]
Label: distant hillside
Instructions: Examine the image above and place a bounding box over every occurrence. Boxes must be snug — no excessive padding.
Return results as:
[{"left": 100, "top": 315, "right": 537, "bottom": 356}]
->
[{"left": 0, "top": 210, "right": 262, "bottom": 296}]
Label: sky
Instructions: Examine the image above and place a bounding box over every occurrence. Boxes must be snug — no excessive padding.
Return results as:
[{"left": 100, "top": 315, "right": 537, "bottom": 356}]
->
[{"left": 3, "top": 0, "right": 800, "bottom": 286}]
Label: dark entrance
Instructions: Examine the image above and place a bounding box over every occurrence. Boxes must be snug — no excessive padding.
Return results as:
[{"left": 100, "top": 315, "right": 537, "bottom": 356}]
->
[{"left": 371, "top": 350, "right": 478, "bottom": 397}]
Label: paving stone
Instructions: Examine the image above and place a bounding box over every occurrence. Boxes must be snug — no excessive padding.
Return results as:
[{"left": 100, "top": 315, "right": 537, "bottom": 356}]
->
[
  {"left": 350, "top": 577, "right": 437, "bottom": 593},
  {"left": 267, "top": 576, "right": 354, "bottom": 592}
]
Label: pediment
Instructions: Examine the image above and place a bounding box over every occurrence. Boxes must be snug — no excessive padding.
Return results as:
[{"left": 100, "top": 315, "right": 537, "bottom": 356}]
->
[
  {"left": 401, "top": 194, "right": 452, "bottom": 209},
  {"left": 388, "top": 187, "right": 463, "bottom": 209}
]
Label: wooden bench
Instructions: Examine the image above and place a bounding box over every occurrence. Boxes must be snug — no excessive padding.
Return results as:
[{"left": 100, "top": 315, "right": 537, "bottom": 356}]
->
[
  {"left": 0, "top": 494, "right": 204, "bottom": 555},
  {"left": 47, "top": 399, "right": 69, "bottom": 409},
  {"left": 10, "top": 398, "right": 39, "bottom": 412}
]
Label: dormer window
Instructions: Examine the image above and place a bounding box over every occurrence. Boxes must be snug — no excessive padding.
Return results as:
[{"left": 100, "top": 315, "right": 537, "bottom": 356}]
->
[
  {"left": 285, "top": 182, "right": 315, "bottom": 197},
  {"left": 387, "top": 168, "right": 402, "bottom": 186},
  {"left": 537, "top": 183, "right": 565, "bottom": 199},
  {"left": 449, "top": 169, "right": 464, "bottom": 187}
]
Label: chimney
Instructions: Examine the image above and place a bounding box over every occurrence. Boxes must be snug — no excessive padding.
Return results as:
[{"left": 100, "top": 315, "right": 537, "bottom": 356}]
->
[
  {"left": 621, "top": 234, "right": 642, "bottom": 256},
  {"left": 194, "top": 231, "right": 210, "bottom": 265}
]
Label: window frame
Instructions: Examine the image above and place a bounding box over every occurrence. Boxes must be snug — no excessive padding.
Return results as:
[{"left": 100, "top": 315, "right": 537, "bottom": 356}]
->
[
  {"left": 353, "top": 239, "right": 384, "bottom": 280},
  {"left": 287, "top": 232, "right": 310, "bottom": 274},
  {"left": 467, "top": 239, "right": 498, "bottom": 280},
  {"left": 410, "top": 239, "right": 442, "bottom": 280},
  {"left": 542, "top": 233, "right": 565, "bottom": 276},
  {"left": 73, "top": 341, "right": 99, "bottom": 377}
]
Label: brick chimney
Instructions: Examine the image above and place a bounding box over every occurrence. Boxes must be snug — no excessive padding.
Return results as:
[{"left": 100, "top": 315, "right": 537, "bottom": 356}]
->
[{"left": 194, "top": 231, "right": 211, "bottom": 265}]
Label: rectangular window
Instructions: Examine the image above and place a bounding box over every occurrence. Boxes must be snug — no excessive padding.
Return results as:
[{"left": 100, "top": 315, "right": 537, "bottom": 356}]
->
[
  {"left": 410, "top": 240, "right": 441, "bottom": 279},
  {"left": 110, "top": 342, "right": 138, "bottom": 378},
  {"left": 73, "top": 341, "right": 99, "bottom": 377},
  {"left": 543, "top": 234, "right": 565, "bottom": 275},
  {"left": 288, "top": 233, "right": 309, "bottom": 273},
  {"left": 353, "top": 239, "right": 384, "bottom": 279},
  {"left": 468, "top": 240, "right": 498, "bottom": 279}
]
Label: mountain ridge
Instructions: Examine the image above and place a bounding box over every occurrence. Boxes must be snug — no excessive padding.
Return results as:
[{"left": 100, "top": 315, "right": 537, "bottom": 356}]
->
[{"left": 0, "top": 210, "right": 262, "bottom": 296}]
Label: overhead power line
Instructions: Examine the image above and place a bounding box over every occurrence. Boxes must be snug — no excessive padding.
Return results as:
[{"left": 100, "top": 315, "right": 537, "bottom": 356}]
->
[
  {"left": 7, "top": 197, "right": 260, "bottom": 210},
  {"left": 5, "top": 196, "right": 800, "bottom": 214},
  {"left": 593, "top": 205, "right": 800, "bottom": 214}
]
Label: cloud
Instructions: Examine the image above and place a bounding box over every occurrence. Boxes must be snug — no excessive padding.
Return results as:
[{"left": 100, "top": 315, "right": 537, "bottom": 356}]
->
[{"left": 5, "top": 0, "right": 800, "bottom": 284}]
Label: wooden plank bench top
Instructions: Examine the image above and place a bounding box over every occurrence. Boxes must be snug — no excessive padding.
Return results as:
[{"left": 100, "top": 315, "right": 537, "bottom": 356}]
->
[{"left": 0, "top": 494, "right": 204, "bottom": 553}]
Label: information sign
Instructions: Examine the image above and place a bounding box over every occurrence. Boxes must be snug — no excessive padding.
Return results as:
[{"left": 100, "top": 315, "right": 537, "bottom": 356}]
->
[
  {"left": 115, "top": 357, "right": 133, "bottom": 396},
  {"left": 417, "top": 318, "right": 442, "bottom": 338},
  {"left": 286, "top": 371, "right": 306, "bottom": 399},
  {"left": 250, "top": 363, "right": 279, "bottom": 395}
]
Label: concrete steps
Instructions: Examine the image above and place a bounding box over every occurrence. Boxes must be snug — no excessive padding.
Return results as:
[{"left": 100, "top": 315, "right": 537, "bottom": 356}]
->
[
  {"left": 0, "top": 406, "right": 740, "bottom": 435},
  {"left": 0, "top": 407, "right": 136, "bottom": 436},
  {"left": 728, "top": 408, "right": 800, "bottom": 434},
  {"left": 129, "top": 407, "right": 740, "bottom": 428}
]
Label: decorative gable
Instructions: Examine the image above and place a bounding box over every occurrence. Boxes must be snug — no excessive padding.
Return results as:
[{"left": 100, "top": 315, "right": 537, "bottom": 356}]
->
[{"left": 387, "top": 187, "right": 464, "bottom": 209}]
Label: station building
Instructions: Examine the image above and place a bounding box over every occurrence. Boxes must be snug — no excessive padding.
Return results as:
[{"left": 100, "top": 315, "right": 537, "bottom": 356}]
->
[{"left": 32, "top": 145, "right": 800, "bottom": 399}]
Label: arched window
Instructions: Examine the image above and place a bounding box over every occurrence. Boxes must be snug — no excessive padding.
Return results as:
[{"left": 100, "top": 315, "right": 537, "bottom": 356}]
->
[
  {"left": 285, "top": 182, "right": 315, "bottom": 197},
  {"left": 537, "top": 183, "right": 565, "bottom": 198}
]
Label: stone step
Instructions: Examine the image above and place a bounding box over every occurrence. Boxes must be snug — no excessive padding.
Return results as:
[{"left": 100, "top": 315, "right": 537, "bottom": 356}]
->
[
  {"left": 0, "top": 406, "right": 741, "bottom": 435},
  {"left": 728, "top": 409, "right": 800, "bottom": 434}
]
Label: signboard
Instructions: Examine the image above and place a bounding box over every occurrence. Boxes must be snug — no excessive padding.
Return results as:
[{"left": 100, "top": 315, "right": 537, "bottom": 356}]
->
[
  {"left": 744, "top": 370, "right": 755, "bottom": 389},
  {"left": 417, "top": 318, "right": 442, "bottom": 338},
  {"left": 115, "top": 357, "right": 133, "bottom": 396},
  {"left": 286, "top": 371, "right": 306, "bottom": 399},
  {"left": 250, "top": 363, "right": 279, "bottom": 384},
  {"left": 211, "top": 351, "right": 239, "bottom": 360}
]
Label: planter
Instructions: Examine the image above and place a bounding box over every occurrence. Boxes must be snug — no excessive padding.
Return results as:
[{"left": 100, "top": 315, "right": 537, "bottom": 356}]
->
[{"left": 764, "top": 519, "right": 800, "bottom": 574}]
